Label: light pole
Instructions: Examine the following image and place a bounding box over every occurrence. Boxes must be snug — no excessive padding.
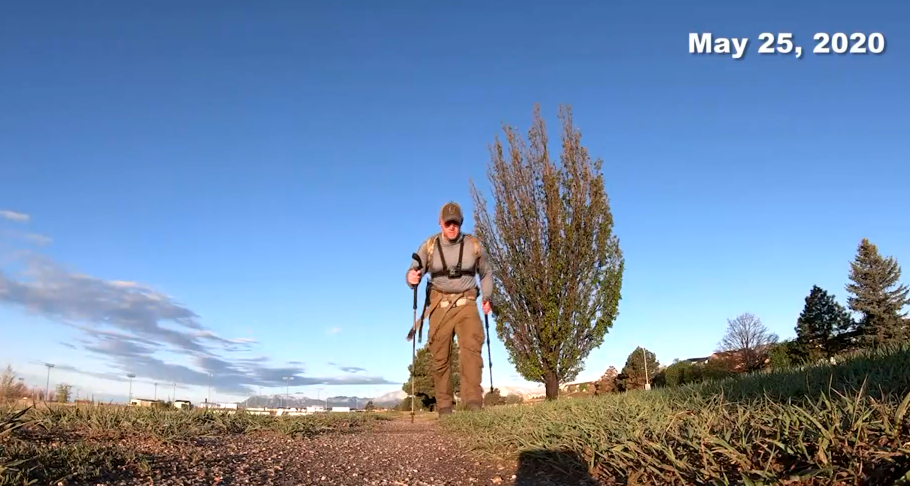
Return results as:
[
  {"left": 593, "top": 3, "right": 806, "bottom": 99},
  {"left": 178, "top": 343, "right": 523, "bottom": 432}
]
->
[
  {"left": 207, "top": 373, "right": 213, "bottom": 404},
  {"left": 44, "top": 363, "right": 54, "bottom": 401},
  {"left": 173, "top": 382, "right": 177, "bottom": 402},
  {"left": 641, "top": 347, "right": 651, "bottom": 391},
  {"left": 153, "top": 382, "right": 158, "bottom": 401},
  {"left": 282, "top": 377, "right": 293, "bottom": 408},
  {"left": 127, "top": 374, "right": 135, "bottom": 402},
  {"left": 258, "top": 385, "right": 263, "bottom": 407}
]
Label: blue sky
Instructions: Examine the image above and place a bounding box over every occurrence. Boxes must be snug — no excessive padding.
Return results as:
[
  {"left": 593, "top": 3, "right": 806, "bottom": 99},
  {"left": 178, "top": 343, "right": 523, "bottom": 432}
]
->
[{"left": 1, "top": 1, "right": 908, "bottom": 404}]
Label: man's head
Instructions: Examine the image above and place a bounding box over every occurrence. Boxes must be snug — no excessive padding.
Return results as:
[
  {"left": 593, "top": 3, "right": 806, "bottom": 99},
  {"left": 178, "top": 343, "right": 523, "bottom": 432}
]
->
[{"left": 438, "top": 201, "right": 463, "bottom": 240}]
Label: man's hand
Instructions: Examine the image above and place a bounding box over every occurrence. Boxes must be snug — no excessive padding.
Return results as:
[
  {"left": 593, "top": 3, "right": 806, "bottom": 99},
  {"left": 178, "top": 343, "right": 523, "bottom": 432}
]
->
[
  {"left": 482, "top": 300, "right": 492, "bottom": 314},
  {"left": 407, "top": 269, "right": 421, "bottom": 286}
]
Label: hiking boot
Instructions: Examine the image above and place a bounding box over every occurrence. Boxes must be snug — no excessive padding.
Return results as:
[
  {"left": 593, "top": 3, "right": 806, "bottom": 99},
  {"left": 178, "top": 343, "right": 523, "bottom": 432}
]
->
[
  {"left": 465, "top": 401, "right": 482, "bottom": 412},
  {"left": 437, "top": 407, "right": 452, "bottom": 416}
]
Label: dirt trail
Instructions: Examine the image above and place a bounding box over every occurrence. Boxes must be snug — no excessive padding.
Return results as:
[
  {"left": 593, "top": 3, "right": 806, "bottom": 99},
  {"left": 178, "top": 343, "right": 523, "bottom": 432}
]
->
[{"left": 94, "top": 414, "right": 601, "bottom": 486}]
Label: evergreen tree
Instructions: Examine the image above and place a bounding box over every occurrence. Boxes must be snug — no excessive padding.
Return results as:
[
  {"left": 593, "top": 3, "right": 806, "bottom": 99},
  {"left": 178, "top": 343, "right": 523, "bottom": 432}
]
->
[
  {"left": 402, "top": 341, "right": 460, "bottom": 407},
  {"left": 794, "top": 285, "right": 855, "bottom": 359},
  {"left": 470, "top": 104, "right": 624, "bottom": 400},
  {"left": 845, "top": 239, "right": 910, "bottom": 346},
  {"left": 617, "top": 346, "right": 659, "bottom": 391}
]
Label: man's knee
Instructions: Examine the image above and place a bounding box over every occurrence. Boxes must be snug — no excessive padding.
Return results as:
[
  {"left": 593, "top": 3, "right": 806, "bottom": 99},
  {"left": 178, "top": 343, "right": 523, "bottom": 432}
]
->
[{"left": 455, "top": 310, "right": 485, "bottom": 355}]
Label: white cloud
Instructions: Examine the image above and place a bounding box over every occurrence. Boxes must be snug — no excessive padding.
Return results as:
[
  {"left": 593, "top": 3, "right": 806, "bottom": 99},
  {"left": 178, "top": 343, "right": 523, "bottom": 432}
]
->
[
  {"left": 0, "top": 253, "right": 396, "bottom": 394},
  {"left": 0, "top": 210, "right": 30, "bottom": 222},
  {"left": 22, "top": 233, "right": 52, "bottom": 246},
  {"left": 325, "top": 327, "right": 341, "bottom": 335}
]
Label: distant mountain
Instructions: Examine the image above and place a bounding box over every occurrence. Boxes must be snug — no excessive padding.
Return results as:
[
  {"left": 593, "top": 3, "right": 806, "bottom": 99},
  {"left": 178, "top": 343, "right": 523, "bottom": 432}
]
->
[
  {"left": 495, "top": 385, "right": 546, "bottom": 399},
  {"left": 238, "top": 394, "right": 379, "bottom": 409},
  {"left": 235, "top": 386, "right": 541, "bottom": 410},
  {"left": 372, "top": 389, "right": 406, "bottom": 407}
]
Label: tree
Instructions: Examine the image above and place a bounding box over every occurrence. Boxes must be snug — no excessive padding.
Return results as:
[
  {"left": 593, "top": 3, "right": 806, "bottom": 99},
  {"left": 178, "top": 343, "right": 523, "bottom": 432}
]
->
[
  {"left": 794, "top": 285, "right": 855, "bottom": 360},
  {"left": 402, "top": 341, "right": 460, "bottom": 407},
  {"left": 55, "top": 383, "right": 72, "bottom": 403},
  {"left": 364, "top": 400, "right": 375, "bottom": 412},
  {"left": 483, "top": 387, "right": 505, "bottom": 406},
  {"left": 617, "top": 347, "right": 659, "bottom": 391},
  {"left": 1, "top": 365, "right": 28, "bottom": 403},
  {"left": 717, "top": 313, "right": 778, "bottom": 372},
  {"left": 768, "top": 339, "right": 800, "bottom": 370},
  {"left": 659, "top": 360, "right": 703, "bottom": 387},
  {"left": 845, "top": 238, "right": 910, "bottom": 346},
  {"left": 470, "top": 104, "right": 624, "bottom": 400},
  {"left": 593, "top": 366, "right": 619, "bottom": 395}
]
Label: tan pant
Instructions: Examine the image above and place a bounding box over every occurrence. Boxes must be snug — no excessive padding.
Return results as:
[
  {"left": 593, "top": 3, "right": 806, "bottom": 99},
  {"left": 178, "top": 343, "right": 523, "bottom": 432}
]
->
[{"left": 426, "top": 288, "right": 485, "bottom": 411}]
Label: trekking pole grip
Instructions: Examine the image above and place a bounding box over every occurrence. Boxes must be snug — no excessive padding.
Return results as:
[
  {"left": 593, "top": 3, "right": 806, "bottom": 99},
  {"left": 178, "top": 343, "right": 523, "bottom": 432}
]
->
[{"left": 411, "top": 253, "right": 422, "bottom": 310}]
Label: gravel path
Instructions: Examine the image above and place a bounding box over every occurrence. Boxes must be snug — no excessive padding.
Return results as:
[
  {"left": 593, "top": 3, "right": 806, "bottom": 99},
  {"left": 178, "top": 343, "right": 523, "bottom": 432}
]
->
[{"left": 51, "top": 415, "right": 602, "bottom": 486}]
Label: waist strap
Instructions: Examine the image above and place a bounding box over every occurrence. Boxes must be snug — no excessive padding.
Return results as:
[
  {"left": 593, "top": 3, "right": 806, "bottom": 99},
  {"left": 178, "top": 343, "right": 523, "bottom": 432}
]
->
[
  {"left": 431, "top": 288, "right": 478, "bottom": 308},
  {"left": 439, "top": 295, "right": 476, "bottom": 308}
]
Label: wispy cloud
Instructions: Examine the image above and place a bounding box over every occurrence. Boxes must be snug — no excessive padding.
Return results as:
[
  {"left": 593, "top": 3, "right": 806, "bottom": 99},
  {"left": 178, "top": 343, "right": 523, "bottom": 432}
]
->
[
  {"left": 0, "top": 210, "right": 29, "bottom": 223},
  {"left": 339, "top": 366, "right": 366, "bottom": 373},
  {"left": 325, "top": 327, "right": 341, "bottom": 335},
  {"left": 1, "top": 230, "right": 53, "bottom": 246},
  {"left": 0, "top": 253, "right": 397, "bottom": 395}
]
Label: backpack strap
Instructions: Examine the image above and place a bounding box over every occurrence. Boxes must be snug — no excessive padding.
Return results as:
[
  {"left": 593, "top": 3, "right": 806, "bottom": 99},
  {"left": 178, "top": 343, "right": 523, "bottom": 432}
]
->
[
  {"left": 424, "top": 236, "right": 437, "bottom": 273},
  {"left": 428, "top": 233, "right": 482, "bottom": 279}
]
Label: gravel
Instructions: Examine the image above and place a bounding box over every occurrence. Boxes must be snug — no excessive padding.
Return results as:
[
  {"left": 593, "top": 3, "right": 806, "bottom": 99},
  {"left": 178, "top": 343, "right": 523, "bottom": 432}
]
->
[{"left": 43, "top": 415, "right": 601, "bottom": 486}]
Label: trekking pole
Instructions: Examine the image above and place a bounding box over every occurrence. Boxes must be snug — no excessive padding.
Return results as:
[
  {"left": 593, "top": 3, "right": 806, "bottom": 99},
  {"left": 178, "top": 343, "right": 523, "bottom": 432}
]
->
[
  {"left": 409, "top": 252, "right": 422, "bottom": 423},
  {"left": 484, "top": 312, "right": 494, "bottom": 393}
]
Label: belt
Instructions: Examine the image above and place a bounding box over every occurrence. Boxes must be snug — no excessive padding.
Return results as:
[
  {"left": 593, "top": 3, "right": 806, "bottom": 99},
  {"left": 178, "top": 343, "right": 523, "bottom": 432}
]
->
[{"left": 439, "top": 294, "right": 476, "bottom": 308}]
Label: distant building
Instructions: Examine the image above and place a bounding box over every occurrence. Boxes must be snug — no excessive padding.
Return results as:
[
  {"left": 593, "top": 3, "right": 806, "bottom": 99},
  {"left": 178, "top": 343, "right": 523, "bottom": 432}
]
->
[
  {"left": 129, "top": 398, "right": 159, "bottom": 407},
  {"left": 330, "top": 406, "right": 350, "bottom": 413},
  {"left": 173, "top": 400, "right": 192, "bottom": 410}
]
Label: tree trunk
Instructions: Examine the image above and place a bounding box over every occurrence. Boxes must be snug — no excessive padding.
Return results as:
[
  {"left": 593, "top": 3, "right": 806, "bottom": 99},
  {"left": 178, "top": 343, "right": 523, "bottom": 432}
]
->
[{"left": 544, "top": 373, "right": 560, "bottom": 400}]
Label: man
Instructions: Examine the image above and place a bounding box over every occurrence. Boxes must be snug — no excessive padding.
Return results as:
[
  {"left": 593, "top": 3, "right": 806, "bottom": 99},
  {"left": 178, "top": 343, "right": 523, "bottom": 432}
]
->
[{"left": 406, "top": 201, "right": 493, "bottom": 414}]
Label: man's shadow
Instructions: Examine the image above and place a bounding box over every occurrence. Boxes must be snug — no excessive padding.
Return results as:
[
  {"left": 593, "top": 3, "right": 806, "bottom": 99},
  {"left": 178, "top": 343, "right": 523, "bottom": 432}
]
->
[{"left": 514, "top": 449, "right": 601, "bottom": 485}]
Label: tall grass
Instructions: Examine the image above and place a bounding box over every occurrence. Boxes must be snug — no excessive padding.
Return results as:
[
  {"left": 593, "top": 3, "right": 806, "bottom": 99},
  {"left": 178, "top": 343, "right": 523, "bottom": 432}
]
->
[
  {"left": 1, "top": 405, "right": 388, "bottom": 485},
  {"left": 441, "top": 344, "right": 910, "bottom": 485}
]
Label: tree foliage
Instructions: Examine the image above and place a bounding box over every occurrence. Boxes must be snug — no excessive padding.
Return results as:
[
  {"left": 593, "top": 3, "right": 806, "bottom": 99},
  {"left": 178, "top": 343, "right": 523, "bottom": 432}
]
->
[
  {"left": 1, "top": 365, "right": 28, "bottom": 403},
  {"left": 845, "top": 238, "right": 910, "bottom": 346},
  {"left": 402, "top": 341, "right": 460, "bottom": 406},
  {"left": 483, "top": 387, "right": 505, "bottom": 407},
  {"left": 55, "top": 383, "right": 71, "bottom": 403},
  {"left": 659, "top": 361, "right": 702, "bottom": 388},
  {"left": 469, "top": 103, "right": 624, "bottom": 400},
  {"left": 794, "top": 285, "right": 855, "bottom": 360},
  {"left": 593, "top": 366, "right": 619, "bottom": 395},
  {"left": 718, "top": 313, "right": 779, "bottom": 372},
  {"left": 617, "top": 347, "right": 659, "bottom": 391}
]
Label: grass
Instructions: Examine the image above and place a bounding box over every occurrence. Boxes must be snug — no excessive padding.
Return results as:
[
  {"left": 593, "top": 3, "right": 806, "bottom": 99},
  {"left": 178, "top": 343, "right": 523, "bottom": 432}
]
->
[
  {"left": 440, "top": 344, "right": 910, "bottom": 485},
  {"left": 0, "top": 404, "right": 391, "bottom": 485}
]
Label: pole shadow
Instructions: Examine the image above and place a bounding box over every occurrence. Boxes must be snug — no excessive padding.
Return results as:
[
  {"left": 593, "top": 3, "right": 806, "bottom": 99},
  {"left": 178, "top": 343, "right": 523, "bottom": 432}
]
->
[{"left": 514, "top": 448, "right": 601, "bottom": 485}]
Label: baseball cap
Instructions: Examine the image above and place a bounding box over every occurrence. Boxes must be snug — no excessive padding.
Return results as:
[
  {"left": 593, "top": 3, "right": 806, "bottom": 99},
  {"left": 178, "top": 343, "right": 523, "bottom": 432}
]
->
[{"left": 440, "top": 201, "right": 463, "bottom": 224}]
